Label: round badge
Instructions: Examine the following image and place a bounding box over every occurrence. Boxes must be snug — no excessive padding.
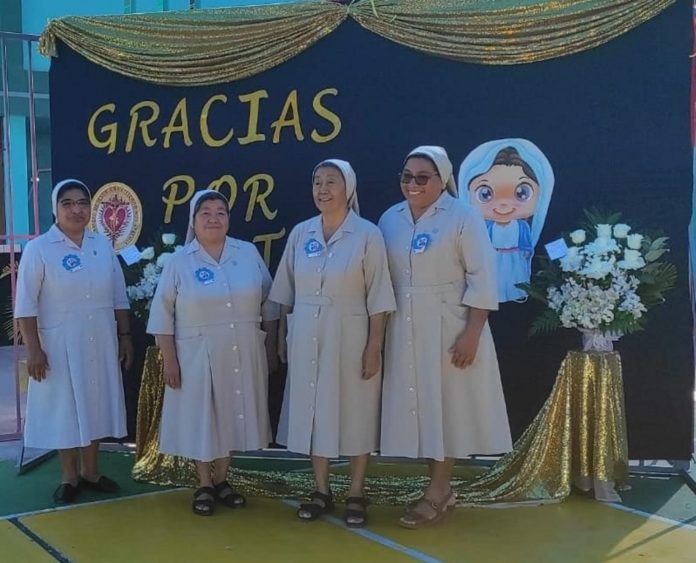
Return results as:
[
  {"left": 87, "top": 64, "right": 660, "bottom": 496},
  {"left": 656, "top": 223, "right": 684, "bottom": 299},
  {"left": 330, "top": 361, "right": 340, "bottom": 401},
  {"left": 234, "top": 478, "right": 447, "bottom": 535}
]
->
[{"left": 90, "top": 182, "right": 143, "bottom": 253}]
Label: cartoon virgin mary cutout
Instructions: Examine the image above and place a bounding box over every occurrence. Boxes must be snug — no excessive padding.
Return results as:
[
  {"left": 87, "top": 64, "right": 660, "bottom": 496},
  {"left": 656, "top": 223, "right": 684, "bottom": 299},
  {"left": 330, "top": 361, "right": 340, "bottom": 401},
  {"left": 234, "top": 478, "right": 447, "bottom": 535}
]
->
[{"left": 458, "top": 139, "right": 554, "bottom": 303}]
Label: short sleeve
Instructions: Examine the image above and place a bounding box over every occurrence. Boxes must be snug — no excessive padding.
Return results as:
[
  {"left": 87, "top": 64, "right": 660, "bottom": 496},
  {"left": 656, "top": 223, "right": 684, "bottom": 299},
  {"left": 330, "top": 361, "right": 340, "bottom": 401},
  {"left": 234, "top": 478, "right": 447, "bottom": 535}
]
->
[
  {"left": 146, "top": 258, "right": 177, "bottom": 335},
  {"left": 459, "top": 210, "right": 499, "bottom": 311},
  {"left": 14, "top": 239, "right": 44, "bottom": 319},
  {"left": 268, "top": 226, "right": 298, "bottom": 307},
  {"left": 256, "top": 247, "right": 280, "bottom": 321},
  {"left": 363, "top": 228, "right": 396, "bottom": 316}
]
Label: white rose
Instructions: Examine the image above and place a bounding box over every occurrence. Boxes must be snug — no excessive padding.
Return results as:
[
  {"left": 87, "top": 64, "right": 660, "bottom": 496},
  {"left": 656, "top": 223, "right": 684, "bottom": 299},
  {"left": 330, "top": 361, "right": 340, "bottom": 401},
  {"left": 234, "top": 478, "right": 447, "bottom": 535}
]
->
[
  {"left": 162, "top": 233, "right": 176, "bottom": 245},
  {"left": 596, "top": 224, "right": 612, "bottom": 238},
  {"left": 569, "top": 229, "right": 586, "bottom": 244},
  {"left": 140, "top": 246, "right": 155, "bottom": 260},
  {"left": 626, "top": 234, "right": 643, "bottom": 250},
  {"left": 156, "top": 252, "right": 174, "bottom": 268},
  {"left": 618, "top": 249, "right": 646, "bottom": 270},
  {"left": 613, "top": 224, "right": 630, "bottom": 238},
  {"left": 595, "top": 237, "right": 611, "bottom": 252}
]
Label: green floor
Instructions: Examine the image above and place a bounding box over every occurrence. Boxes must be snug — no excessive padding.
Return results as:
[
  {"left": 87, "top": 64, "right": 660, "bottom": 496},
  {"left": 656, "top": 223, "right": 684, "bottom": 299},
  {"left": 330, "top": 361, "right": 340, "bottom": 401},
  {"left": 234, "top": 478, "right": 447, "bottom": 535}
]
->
[{"left": 1, "top": 451, "right": 694, "bottom": 526}]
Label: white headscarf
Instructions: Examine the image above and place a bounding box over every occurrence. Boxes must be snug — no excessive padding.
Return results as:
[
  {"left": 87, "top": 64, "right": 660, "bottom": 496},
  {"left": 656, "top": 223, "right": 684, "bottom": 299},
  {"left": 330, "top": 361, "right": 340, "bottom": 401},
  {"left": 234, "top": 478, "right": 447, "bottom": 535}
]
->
[
  {"left": 405, "top": 146, "right": 457, "bottom": 197},
  {"left": 185, "top": 189, "right": 229, "bottom": 244},
  {"left": 51, "top": 178, "right": 90, "bottom": 216},
  {"left": 313, "top": 159, "right": 360, "bottom": 215}
]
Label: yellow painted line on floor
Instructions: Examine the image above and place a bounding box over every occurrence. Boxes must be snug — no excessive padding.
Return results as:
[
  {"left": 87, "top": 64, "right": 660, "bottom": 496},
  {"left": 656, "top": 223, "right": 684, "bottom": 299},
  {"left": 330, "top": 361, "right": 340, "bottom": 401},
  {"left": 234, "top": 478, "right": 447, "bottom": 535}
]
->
[
  {"left": 364, "top": 494, "right": 696, "bottom": 563},
  {"left": 20, "top": 491, "right": 414, "bottom": 562},
  {"left": 0, "top": 520, "right": 55, "bottom": 562}
]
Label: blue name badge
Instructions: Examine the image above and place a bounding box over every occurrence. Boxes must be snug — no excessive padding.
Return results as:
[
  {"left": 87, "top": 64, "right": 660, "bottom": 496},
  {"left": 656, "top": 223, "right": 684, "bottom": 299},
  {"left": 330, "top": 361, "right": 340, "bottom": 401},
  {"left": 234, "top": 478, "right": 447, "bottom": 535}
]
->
[
  {"left": 304, "top": 238, "right": 324, "bottom": 258},
  {"left": 411, "top": 233, "right": 432, "bottom": 254},
  {"left": 62, "top": 254, "right": 83, "bottom": 272},
  {"left": 195, "top": 267, "right": 215, "bottom": 285}
]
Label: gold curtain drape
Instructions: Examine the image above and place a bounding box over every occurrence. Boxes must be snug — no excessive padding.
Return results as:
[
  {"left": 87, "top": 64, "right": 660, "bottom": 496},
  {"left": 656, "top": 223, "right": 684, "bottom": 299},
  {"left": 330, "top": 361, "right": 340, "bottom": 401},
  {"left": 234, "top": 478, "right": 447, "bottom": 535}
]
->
[
  {"left": 38, "top": 0, "right": 676, "bottom": 87},
  {"left": 352, "top": 0, "right": 675, "bottom": 66},
  {"left": 133, "top": 348, "right": 628, "bottom": 506},
  {"left": 38, "top": 2, "right": 347, "bottom": 86}
]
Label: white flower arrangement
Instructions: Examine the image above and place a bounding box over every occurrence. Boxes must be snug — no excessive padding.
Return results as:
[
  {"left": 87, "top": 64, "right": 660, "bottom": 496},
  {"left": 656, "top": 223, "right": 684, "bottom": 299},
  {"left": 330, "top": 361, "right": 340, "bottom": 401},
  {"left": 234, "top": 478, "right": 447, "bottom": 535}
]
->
[
  {"left": 124, "top": 232, "right": 181, "bottom": 320},
  {"left": 519, "top": 211, "right": 676, "bottom": 337}
]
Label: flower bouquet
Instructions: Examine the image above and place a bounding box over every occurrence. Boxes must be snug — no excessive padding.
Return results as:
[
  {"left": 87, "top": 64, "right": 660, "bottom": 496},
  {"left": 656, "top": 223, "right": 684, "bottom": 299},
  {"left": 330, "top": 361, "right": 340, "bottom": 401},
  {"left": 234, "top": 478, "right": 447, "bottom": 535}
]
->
[
  {"left": 518, "top": 211, "right": 676, "bottom": 351},
  {"left": 123, "top": 232, "right": 180, "bottom": 321}
]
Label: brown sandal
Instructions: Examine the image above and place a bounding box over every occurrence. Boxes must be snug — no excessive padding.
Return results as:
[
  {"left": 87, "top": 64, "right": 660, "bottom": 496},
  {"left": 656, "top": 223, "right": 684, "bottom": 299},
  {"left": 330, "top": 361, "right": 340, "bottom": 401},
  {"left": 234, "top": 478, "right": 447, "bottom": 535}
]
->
[{"left": 399, "top": 490, "right": 456, "bottom": 529}]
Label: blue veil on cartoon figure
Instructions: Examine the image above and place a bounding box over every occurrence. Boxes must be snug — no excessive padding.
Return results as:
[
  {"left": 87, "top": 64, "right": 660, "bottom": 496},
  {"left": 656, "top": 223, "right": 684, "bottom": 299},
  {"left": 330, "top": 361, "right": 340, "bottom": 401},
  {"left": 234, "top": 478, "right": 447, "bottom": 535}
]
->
[{"left": 458, "top": 139, "right": 554, "bottom": 303}]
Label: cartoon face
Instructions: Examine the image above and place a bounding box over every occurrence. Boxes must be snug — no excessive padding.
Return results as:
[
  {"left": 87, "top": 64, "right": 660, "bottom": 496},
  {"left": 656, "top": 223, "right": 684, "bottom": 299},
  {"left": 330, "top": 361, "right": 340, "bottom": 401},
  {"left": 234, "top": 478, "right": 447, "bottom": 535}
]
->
[{"left": 469, "top": 164, "right": 539, "bottom": 224}]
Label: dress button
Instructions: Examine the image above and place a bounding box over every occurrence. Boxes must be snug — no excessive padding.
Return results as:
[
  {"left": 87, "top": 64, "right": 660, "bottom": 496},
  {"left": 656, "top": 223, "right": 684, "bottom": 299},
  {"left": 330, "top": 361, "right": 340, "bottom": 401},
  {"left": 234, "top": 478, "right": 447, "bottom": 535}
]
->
[
  {"left": 234, "top": 368, "right": 240, "bottom": 373},
  {"left": 316, "top": 268, "right": 322, "bottom": 273},
  {"left": 313, "top": 313, "right": 319, "bottom": 318},
  {"left": 311, "top": 360, "right": 316, "bottom": 365},
  {"left": 315, "top": 290, "right": 320, "bottom": 295},
  {"left": 88, "top": 315, "right": 92, "bottom": 320},
  {"left": 235, "top": 390, "right": 241, "bottom": 395},
  {"left": 312, "top": 337, "right": 317, "bottom": 342},
  {"left": 407, "top": 340, "right": 412, "bottom": 346},
  {"left": 328, "top": 252, "right": 334, "bottom": 258},
  {"left": 229, "top": 323, "right": 235, "bottom": 328},
  {"left": 85, "top": 294, "right": 90, "bottom": 299},
  {"left": 226, "top": 303, "right": 232, "bottom": 307},
  {"left": 406, "top": 316, "right": 411, "bottom": 322},
  {"left": 409, "top": 386, "right": 415, "bottom": 392},
  {"left": 238, "top": 414, "right": 244, "bottom": 419},
  {"left": 410, "top": 409, "right": 416, "bottom": 416},
  {"left": 409, "top": 364, "right": 413, "bottom": 369},
  {"left": 89, "top": 337, "right": 94, "bottom": 342},
  {"left": 406, "top": 293, "right": 411, "bottom": 298},
  {"left": 232, "top": 345, "right": 238, "bottom": 351},
  {"left": 310, "top": 382, "right": 315, "bottom": 388}
]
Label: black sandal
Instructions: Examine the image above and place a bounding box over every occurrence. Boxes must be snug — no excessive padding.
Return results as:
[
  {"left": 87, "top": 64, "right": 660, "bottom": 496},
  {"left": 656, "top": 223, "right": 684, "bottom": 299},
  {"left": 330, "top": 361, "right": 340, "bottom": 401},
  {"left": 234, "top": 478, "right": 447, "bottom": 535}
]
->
[
  {"left": 297, "top": 490, "right": 334, "bottom": 521},
  {"left": 213, "top": 481, "right": 246, "bottom": 508},
  {"left": 344, "top": 496, "right": 370, "bottom": 528},
  {"left": 53, "top": 483, "right": 80, "bottom": 504},
  {"left": 192, "top": 486, "right": 216, "bottom": 516}
]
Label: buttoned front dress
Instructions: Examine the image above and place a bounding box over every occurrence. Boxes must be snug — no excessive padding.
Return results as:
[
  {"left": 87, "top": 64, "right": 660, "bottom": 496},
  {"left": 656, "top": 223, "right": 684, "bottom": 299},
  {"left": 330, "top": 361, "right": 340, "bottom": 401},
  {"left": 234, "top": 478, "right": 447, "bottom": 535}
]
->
[
  {"left": 147, "top": 237, "right": 278, "bottom": 462},
  {"left": 379, "top": 193, "right": 513, "bottom": 461},
  {"left": 15, "top": 225, "right": 128, "bottom": 449},
  {"left": 270, "top": 211, "right": 396, "bottom": 458}
]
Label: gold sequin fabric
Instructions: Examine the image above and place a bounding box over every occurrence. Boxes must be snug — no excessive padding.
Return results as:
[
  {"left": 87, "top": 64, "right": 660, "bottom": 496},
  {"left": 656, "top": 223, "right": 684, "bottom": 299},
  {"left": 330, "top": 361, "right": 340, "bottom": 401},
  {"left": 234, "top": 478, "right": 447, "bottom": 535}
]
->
[
  {"left": 133, "top": 347, "right": 628, "bottom": 506},
  {"left": 39, "top": 1, "right": 675, "bottom": 86}
]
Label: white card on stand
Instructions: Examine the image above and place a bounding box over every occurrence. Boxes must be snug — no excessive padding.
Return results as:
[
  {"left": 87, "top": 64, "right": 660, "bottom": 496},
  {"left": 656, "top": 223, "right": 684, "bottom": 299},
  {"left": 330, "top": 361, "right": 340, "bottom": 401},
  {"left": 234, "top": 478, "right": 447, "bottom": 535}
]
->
[
  {"left": 545, "top": 238, "right": 568, "bottom": 260},
  {"left": 119, "top": 244, "right": 142, "bottom": 266}
]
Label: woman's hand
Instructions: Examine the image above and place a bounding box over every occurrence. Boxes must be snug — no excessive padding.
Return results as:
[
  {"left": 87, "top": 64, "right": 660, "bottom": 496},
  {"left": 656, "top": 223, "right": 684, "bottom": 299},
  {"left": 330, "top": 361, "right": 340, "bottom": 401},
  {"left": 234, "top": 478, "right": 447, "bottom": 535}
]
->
[
  {"left": 448, "top": 329, "right": 480, "bottom": 370},
  {"left": 162, "top": 357, "right": 181, "bottom": 389},
  {"left": 118, "top": 335, "right": 134, "bottom": 370},
  {"left": 362, "top": 342, "right": 382, "bottom": 379},
  {"left": 26, "top": 346, "right": 49, "bottom": 381}
]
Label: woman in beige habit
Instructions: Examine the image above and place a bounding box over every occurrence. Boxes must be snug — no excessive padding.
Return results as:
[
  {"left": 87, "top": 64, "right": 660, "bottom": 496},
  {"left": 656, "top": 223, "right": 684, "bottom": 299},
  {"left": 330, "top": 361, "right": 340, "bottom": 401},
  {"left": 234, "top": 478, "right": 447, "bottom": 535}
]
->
[
  {"left": 271, "top": 159, "right": 395, "bottom": 527},
  {"left": 147, "top": 190, "right": 278, "bottom": 516},
  {"left": 379, "top": 146, "right": 512, "bottom": 528}
]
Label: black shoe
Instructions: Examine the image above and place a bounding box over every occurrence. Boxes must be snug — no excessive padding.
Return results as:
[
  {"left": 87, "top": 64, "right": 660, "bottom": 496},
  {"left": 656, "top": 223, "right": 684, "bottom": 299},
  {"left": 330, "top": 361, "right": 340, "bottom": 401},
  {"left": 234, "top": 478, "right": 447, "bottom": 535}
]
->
[
  {"left": 79, "top": 475, "right": 120, "bottom": 493},
  {"left": 53, "top": 483, "right": 80, "bottom": 504}
]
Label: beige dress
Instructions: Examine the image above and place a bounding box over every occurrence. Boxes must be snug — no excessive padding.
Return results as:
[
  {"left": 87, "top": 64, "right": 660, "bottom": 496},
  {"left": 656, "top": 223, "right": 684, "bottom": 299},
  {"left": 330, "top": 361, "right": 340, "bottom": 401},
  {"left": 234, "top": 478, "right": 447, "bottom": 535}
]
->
[
  {"left": 379, "top": 192, "right": 513, "bottom": 461},
  {"left": 147, "top": 237, "right": 278, "bottom": 462},
  {"left": 270, "top": 211, "right": 396, "bottom": 457},
  {"left": 15, "top": 225, "right": 128, "bottom": 449}
]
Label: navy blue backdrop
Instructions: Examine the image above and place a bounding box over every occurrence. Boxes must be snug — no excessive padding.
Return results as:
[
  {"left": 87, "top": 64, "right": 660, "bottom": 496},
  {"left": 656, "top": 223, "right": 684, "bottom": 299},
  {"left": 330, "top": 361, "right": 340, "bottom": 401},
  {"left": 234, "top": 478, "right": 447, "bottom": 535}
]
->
[{"left": 49, "top": 0, "right": 693, "bottom": 458}]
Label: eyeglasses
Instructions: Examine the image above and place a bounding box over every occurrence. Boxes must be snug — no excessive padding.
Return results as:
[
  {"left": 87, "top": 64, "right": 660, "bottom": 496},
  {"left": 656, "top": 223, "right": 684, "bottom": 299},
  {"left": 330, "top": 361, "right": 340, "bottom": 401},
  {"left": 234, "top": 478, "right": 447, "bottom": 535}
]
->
[
  {"left": 398, "top": 172, "right": 440, "bottom": 186},
  {"left": 59, "top": 199, "right": 91, "bottom": 209}
]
